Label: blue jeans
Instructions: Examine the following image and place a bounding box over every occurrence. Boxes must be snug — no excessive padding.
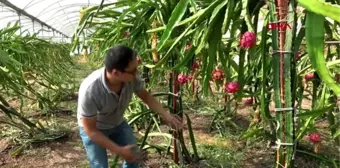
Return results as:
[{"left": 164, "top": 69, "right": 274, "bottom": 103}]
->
[{"left": 79, "top": 121, "right": 138, "bottom": 168}]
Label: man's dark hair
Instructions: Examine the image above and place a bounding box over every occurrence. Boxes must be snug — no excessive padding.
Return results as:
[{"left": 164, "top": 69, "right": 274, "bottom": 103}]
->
[{"left": 104, "top": 45, "right": 136, "bottom": 72}]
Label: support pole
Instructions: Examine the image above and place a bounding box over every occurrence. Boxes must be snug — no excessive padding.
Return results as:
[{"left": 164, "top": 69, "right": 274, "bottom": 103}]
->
[
  {"left": 32, "top": 19, "right": 35, "bottom": 33},
  {"left": 18, "top": 12, "right": 21, "bottom": 34}
]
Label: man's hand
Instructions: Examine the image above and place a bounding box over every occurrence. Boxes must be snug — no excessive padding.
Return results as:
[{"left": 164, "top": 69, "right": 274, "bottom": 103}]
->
[
  {"left": 115, "top": 145, "right": 139, "bottom": 163},
  {"left": 163, "top": 113, "right": 183, "bottom": 131}
]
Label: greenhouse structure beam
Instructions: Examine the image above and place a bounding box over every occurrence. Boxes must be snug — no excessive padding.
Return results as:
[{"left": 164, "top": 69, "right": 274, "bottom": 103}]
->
[{"left": 0, "top": 0, "right": 69, "bottom": 38}]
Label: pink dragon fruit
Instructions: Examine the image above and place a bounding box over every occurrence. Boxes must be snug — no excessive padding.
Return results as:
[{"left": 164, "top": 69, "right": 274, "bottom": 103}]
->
[
  {"left": 304, "top": 73, "right": 314, "bottom": 81},
  {"left": 187, "top": 75, "right": 193, "bottom": 81},
  {"left": 245, "top": 98, "right": 253, "bottom": 105},
  {"left": 309, "top": 132, "right": 321, "bottom": 143},
  {"left": 224, "top": 81, "right": 240, "bottom": 93},
  {"left": 137, "top": 57, "right": 141, "bottom": 64},
  {"left": 296, "top": 52, "right": 301, "bottom": 60},
  {"left": 212, "top": 69, "right": 224, "bottom": 81},
  {"left": 192, "top": 61, "right": 199, "bottom": 70},
  {"left": 177, "top": 74, "right": 188, "bottom": 84},
  {"left": 309, "top": 132, "right": 321, "bottom": 153},
  {"left": 240, "top": 31, "right": 256, "bottom": 49}
]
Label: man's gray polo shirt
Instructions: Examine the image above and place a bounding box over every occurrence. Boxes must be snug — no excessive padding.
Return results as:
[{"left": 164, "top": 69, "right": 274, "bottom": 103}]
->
[{"left": 77, "top": 67, "right": 145, "bottom": 130}]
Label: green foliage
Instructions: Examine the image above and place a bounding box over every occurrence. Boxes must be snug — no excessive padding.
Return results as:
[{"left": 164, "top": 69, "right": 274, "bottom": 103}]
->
[
  {"left": 0, "top": 22, "right": 76, "bottom": 155},
  {"left": 196, "top": 139, "right": 244, "bottom": 167},
  {"left": 70, "top": 0, "right": 340, "bottom": 166}
]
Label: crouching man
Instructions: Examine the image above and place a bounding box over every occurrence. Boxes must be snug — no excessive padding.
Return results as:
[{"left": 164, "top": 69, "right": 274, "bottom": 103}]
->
[{"left": 77, "top": 45, "right": 182, "bottom": 168}]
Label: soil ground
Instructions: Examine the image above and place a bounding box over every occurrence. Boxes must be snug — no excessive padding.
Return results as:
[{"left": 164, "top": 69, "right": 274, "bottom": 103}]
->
[{"left": 1, "top": 106, "right": 338, "bottom": 168}]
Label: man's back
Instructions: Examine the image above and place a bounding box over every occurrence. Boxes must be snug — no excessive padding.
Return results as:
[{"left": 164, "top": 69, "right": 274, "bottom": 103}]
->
[{"left": 76, "top": 67, "right": 143, "bottom": 130}]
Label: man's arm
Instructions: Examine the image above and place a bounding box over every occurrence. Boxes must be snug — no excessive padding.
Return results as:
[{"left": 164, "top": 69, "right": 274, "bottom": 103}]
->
[
  {"left": 133, "top": 75, "right": 182, "bottom": 130},
  {"left": 81, "top": 117, "right": 137, "bottom": 162},
  {"left": 135, "top": 89, "right": 182, "bottom": 130},
  {"left": 135, "top": 89, "right": 168, "bottom": 117},
  {"left": 82, "top": 117, "right": 121, "bottom": 152}
]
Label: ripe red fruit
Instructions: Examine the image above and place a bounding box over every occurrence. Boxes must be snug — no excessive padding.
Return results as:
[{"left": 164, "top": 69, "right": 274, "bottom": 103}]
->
[
  {"left": 212, "top": 69, "right": 224, "bottom": 81},
  {"left": 224, "top": 81, "right": 240, "bottom": 93},
  {"left": 192, "top": 61, "right": 199, "bottom": 70},
  {"left": 296, "top": 52, "right": 300, "bottom": 60},
  {"left": 304, "top": 73, "right": 314, "bottom": 81},
  {"left": 185, "top": 43, "right": 191, "bottom": 52},
  {"left": 187, "top": 75, "right": 193, "bottom": 81},
  {"left": 177, "top": 74, "right": 188, "bottom": 84},
  {"left": 309, "top": 132, "right": 321, "bottom": 143},
  {"left": 137, "top": 57, "right": 141, "bottom": 64},
  {"left": 245, "top": 98, "right": 253, "bottom": 105},
  {"left": 240, "top": 31, "right": 256, "bottom": 49}
]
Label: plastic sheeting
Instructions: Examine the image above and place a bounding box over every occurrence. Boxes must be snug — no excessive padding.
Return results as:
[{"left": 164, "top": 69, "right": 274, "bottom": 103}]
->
[{"left": 0, "top": 0, "right": 112, "bottom": 40}]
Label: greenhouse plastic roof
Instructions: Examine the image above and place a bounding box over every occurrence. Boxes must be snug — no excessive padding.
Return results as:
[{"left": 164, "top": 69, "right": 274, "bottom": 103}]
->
[{"left": 0, "top": 0, "right": 113, "bottom": 39}]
